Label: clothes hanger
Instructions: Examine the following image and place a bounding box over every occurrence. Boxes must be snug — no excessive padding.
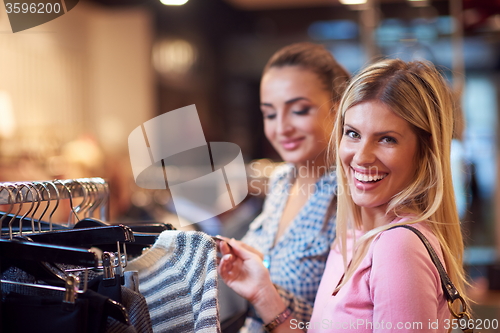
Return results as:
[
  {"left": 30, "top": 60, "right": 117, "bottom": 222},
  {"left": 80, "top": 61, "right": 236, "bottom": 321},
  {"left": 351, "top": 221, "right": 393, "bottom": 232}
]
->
[
  {"left": 98, "top": 178, "right": 110, "bottom": 220},
  {"left": 22, "top": 181, "right": 135, "bottom": 291},
  {"left": 0, "top": 182, "right": 130, "bottom": 325},
  {"left": 0, "top": 184, "right": 17, "bottom": 239},
  {"left": 70, "top": 178, "right": 113, "bottom": 226},
  {"left": 71, "top": 180, "right": 173, "bottom": 245},
  {"left": 86, "top": 178, "right": 101, "bottom": 218},
  {"left": 0, "top": 179, "right": 132, "bottom": 325},
  {"left": 69, "top": 178, "right": 91, "bottom": 225},
  {"left": 84, "top": 179, "right": 102, "bottom": 219},
  {"left": 0, "top": 240, "right": 130, "bottom": 325},
  {"left": 0, "top": 179, "right": 166, "bottom": 248},
  {"left": 74, "top": 178, "right": 174, "bottom": 234},
  {"left": 1, "top": 185, "right": 69, "bottom": 287},
  {"left": 126, "top": 222, "right": 175, "bottom": 233},
  {"left": 1, "top": 179, "right": 107, "bottom": 233},
  {"left": 22, "top": 182, "right": 52, "bottom": 234},
  {"left": 33, "top": 181, "right": 51, "bottom": 232},
  {"left": 12, "top": 182, "right": 36, "bottom": 237},
  {"left": 0, "top": 188, "right": 98, "bottom": 286},
  {"left": 45, "top": 180, "right": 60, "bottom": 231},
  {"left": 0, "top": 183, "right": 48, "bottom": 236},
  {"left": 76, "top": 179, "right": 93, "bottom": 218},
  {"left": 0, "top": 180, "right": 139, "bottom": 263},
  {"left": 28, "top": 224, "right": 135, "bottom": 247},
  {"left": 63, "top": 178, "right": 175, "bottom": 239},
  {"left": 0, "top": 237, "right": 98, "bottom": 268},
  {"left": 0, "top": 181, "right": 67, "bottom": 234},
  {"left": 25, "top": 180, "right": 135, "bottom": 248},
  {"left": 3, "top": 186, "right": 128, "bottom": 286},
  {"left": 0, "top": 181, "right": 64, "bottom": 233}
]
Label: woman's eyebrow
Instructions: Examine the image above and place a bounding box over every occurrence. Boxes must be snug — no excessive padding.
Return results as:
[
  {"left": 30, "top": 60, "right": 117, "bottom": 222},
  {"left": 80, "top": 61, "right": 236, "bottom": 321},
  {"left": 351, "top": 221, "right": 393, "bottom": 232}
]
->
[
  {"left": 374, "top": 130, "right": 403, "bottom": 137},
  {"left": 260, "top": 97, "right": 311, "bottom": 108},
  {"left": 285, "top": 97, "right": 311, "bottom": 105},
  {"left": 343, "top": 124, "right": 358, "bottom": 132},
  {"left": 343, "top": 124, "right": 403, "bottom": 138}
]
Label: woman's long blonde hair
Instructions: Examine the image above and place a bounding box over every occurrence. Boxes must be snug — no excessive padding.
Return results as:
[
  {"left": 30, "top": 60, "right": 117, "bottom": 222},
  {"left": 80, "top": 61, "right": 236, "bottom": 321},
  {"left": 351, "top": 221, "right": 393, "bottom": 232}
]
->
[{"left": 331, "top": 59, "right": 469, "bottom": 312}]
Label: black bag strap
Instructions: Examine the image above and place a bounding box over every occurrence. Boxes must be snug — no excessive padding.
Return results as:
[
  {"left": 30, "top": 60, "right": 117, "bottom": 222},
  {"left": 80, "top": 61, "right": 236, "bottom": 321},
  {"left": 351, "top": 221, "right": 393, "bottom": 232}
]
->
[
  {"left": 389, "top": 225, "right": 474, "bottom": 333},
  {"left": 389, "top": 225, "right": 459, "bottom": 302}
]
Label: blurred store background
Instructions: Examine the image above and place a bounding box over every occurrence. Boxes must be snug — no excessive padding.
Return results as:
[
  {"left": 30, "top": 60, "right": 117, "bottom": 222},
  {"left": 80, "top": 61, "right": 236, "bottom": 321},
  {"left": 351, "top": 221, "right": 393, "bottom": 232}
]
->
[{"left": 0, "top": 0, "right": 499, "bottom": 329}]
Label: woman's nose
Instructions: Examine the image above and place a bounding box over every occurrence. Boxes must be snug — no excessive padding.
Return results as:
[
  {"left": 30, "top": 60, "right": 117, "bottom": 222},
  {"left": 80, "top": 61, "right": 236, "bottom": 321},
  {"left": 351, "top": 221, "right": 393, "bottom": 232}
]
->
[
  {"left": 353, "top": 140, "right": 376, "bottom": 166},
  {"left": 276, "top": 114, "right": 293, "bottom": 135}
]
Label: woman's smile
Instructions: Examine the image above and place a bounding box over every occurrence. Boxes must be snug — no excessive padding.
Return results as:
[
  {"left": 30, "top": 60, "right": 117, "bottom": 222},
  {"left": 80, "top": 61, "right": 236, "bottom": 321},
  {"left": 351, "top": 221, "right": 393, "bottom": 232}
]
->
[
  {"left": 339, "top": 100, "right": 419, "bottom": 210},
  {"left": 279, "top": 137, "right": 305, "bottom": 150}
]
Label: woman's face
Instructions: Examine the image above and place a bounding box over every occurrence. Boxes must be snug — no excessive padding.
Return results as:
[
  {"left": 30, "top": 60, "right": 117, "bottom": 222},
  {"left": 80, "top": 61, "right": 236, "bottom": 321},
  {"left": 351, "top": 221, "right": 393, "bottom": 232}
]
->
[
  {"left": 260, "top": 66, "right": 333, "bottom": 169},
  {"left": 339, "top": 101, "right": 419, "bottom": 211}
]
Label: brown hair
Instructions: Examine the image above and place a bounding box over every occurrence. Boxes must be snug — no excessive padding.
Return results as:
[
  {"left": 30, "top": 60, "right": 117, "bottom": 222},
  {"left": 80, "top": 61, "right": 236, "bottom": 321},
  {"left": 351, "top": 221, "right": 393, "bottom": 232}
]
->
[{"left": 263, "top": 42, "right": 350, "bottom": 106}]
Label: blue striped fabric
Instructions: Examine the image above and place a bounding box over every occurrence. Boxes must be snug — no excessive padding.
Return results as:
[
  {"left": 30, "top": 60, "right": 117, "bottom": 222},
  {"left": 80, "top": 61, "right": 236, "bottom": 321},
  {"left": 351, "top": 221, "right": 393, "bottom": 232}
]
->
[
  {"left": 241, "top": 163, "right": 337, "bottom": 333},
  {"left": 126, "top": 231, "right": 220, "bottom": 333}
]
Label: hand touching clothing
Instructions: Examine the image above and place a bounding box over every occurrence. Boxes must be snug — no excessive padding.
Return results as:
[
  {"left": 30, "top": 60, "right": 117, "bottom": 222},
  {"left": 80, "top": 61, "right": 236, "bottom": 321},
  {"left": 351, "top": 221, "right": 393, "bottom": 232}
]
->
[
  {"left": 214, "top": 236, "right": 265, "bottom": 261},
  {"left": 217, "top": 239, "right": 298, "bottom": 332},
  {"left": 218, "top": 239, "right": 272, "bottom": 305}
]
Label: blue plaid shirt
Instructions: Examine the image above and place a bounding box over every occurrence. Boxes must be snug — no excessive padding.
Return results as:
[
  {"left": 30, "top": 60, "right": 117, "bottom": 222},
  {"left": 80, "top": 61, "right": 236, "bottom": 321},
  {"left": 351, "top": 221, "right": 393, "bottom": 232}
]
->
[{"left": 241, "top": 164, "right": 337, "bottom": 332}]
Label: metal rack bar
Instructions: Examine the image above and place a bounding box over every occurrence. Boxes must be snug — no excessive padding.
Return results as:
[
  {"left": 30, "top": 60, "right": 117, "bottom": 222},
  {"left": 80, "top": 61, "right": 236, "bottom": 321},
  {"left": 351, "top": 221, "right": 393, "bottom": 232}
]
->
[{"left": 0, "top": 177, "right": 109, "bottom": 221}]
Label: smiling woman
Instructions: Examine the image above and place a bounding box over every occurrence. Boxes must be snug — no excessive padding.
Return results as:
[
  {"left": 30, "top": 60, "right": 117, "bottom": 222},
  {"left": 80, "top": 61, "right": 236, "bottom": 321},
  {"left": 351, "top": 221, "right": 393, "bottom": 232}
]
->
[
  {"left": 322, "top": 58, "right": 470, "bottom": 332},
  {"left": 236, "top": 42, "right": 350, "bottom": 333},
  {"left": 217, "top": 58, "right": 471, "bottom": 333}
]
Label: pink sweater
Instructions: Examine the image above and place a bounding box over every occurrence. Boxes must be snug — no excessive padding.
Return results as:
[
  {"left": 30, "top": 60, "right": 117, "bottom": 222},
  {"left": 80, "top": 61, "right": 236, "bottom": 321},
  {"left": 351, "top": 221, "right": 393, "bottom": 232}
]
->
[{"left": 306, "top": 221, "right": 448, "bottom": 332}]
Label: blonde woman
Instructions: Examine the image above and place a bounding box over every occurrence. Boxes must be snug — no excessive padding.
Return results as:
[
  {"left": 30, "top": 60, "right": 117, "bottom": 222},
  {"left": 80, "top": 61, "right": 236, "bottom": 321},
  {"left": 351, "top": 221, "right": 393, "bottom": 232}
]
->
[{"left": 218, "top": 59, "right": 469, "bottom": 333}]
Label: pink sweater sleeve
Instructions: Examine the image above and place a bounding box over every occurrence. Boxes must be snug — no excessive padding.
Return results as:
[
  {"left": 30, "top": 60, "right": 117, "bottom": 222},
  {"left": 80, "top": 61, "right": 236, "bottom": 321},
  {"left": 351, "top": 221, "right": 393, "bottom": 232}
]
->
[{"left": 369, "top": 225, "right": 447, "bottom": 332}]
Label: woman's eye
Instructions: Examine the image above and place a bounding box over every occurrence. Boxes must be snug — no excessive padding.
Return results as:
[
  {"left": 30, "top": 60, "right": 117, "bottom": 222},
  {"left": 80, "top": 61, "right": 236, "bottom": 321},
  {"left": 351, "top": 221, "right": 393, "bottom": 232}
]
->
[
  {"left": 381, "top": 136, "right": 397, "bottom": 144},
  {"left": 344, "top": 130, "right": 359, "bottom": 139},
  {"left": 292, "top": 108, "right": 310, "bottom": 115},
  {"left": 264, "top": 113, "right": 276, "bottom": 120}
]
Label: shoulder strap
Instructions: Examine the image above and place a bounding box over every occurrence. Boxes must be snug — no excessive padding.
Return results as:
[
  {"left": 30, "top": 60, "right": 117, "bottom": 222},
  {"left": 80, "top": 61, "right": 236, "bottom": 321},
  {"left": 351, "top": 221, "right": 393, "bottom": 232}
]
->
[
  {"left": 388, "top": 225, "right": 474, "bottom": 332},
  {"left": 388, "top": 225, "right": 460, "bottom": 302}
]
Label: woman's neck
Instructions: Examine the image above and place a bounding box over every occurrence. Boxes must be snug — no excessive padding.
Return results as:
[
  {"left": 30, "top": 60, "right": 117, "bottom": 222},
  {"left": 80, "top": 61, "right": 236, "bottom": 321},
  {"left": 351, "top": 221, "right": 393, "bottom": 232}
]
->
[
  {"left": 293, "top": 156, "right": 330, "bottom": 187},
  {"left": 360, "top": 206, "right": 393, "bottom": 232}
]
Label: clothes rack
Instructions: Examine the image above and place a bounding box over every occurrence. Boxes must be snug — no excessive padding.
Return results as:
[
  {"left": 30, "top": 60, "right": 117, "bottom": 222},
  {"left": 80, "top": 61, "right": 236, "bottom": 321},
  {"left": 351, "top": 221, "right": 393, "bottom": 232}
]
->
[{"left": 0, "top": 177, "right": 109, "bottom": 221}]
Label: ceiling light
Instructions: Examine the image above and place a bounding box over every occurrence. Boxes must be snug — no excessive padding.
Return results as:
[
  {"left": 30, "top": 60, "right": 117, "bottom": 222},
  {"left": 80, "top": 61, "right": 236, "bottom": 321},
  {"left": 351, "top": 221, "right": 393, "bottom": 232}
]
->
[
  {"left": 339, "top": 0, "right": 367, "bottom": 5},
  {"left": 153, "top": 39, "right": 197, "bottom": 75},
  {"left": 407, "top": 0, "right": 428, "bottom": 7},
  {"left": 160, "top": 0, "right": 189, "bottom": 6}
]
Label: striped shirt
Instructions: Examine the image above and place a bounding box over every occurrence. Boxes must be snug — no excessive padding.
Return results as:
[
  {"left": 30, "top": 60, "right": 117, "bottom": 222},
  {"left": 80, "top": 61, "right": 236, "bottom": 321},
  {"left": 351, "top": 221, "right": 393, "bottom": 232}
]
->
[
  {"left": 126, "top": 231, "right": 220, "bottom": 333},
  {"left": 241, "top": 163, "right": 337, "bottom": 333}
]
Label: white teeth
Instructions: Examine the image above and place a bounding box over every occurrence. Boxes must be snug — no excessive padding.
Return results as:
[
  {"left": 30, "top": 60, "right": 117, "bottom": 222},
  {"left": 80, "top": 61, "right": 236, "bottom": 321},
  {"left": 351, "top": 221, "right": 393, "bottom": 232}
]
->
[{"left": 354, "top": 171, "right": 387, "bottom": 182}]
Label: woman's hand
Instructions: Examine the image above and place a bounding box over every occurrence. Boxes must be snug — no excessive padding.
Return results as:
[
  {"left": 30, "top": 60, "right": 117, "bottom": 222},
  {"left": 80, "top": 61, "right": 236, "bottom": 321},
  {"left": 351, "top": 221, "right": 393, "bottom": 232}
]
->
[
  {"left": 217, "top": 238, "right": 273, "bottom": 304},
  {"left": 217, "top": 238, "right": 296, "bottom": 331},
  {"left": 215, "top": 236, "right": 264, "bottom": 260}
]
